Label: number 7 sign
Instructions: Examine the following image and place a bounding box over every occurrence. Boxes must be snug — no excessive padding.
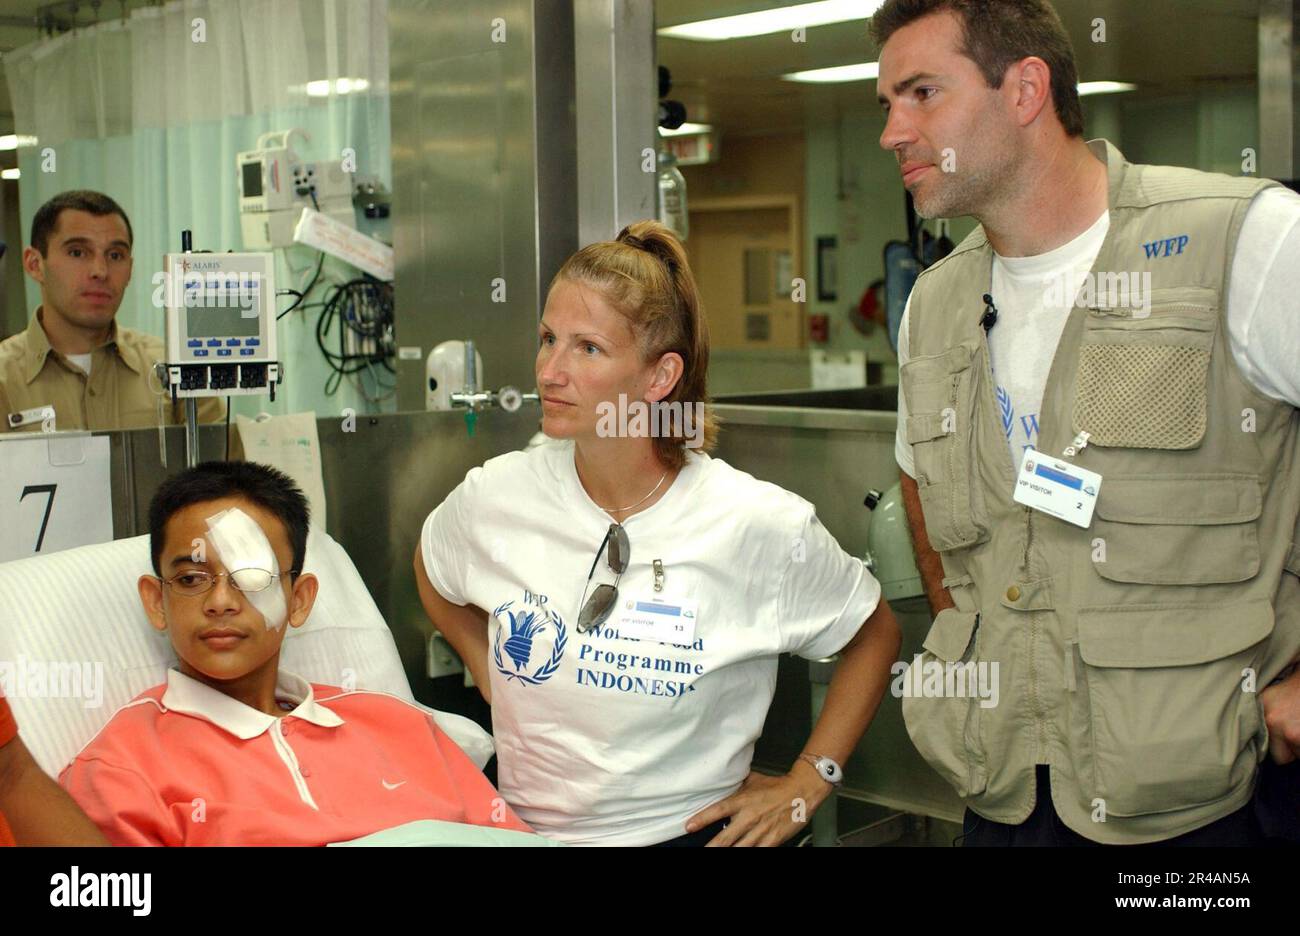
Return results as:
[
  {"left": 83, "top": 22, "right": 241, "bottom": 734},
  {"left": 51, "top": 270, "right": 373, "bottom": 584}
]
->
[
  {"left": 0, "top": 435, "right": 113, "bottom": 561},
  {"left": 19, "top": 484, "right": 57, "bottom": 551}
]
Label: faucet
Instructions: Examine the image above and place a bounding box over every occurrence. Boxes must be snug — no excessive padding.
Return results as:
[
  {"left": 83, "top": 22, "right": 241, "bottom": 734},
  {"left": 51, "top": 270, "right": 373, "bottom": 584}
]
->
[{"left": 448, "top": 339, "right": 540, "bottom": 436}]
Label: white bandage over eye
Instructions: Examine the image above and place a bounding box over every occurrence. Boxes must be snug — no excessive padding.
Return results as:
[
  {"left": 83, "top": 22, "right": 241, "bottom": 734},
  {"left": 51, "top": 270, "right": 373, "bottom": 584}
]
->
[{"left": 203, "top": 507, "right": 289, "bottom": 631}]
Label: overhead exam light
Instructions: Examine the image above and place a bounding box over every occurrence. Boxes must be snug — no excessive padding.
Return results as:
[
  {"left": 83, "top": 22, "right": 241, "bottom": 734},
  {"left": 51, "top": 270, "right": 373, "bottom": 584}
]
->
[{"left": 659, "top": 0, "right": 884, "bottom": 41}]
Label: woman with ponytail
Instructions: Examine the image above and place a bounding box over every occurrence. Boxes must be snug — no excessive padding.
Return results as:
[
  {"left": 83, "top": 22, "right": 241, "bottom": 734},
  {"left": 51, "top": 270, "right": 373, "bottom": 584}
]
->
[{"left": 415, "top": 220, "right": 900, "bottom": 846}]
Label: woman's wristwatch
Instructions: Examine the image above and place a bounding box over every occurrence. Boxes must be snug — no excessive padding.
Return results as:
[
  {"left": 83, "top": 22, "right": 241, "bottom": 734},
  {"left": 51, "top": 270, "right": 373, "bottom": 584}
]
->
[{"left": 797, "top": 752, "right": 844, "bottom": 786}]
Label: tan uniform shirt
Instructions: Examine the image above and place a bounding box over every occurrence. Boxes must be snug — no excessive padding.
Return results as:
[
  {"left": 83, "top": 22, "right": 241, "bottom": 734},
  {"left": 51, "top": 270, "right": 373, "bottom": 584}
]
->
[{"left": 0, "top": 308, "right": 225, "bottom": 432}]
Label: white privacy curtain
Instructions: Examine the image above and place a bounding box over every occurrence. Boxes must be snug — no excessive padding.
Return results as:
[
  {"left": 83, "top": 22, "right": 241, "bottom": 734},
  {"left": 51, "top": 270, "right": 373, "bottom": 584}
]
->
[{"left": 4, "top": 0, "right": 393, "bottom": 417}]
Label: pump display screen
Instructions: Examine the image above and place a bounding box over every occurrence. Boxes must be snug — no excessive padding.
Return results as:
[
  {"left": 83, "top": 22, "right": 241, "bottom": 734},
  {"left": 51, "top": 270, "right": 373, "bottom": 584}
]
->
[
  {"left": 242, "top": 161, "right": 263, "bottom": 198},
  {"left": 186, "top": 303, "right": 260, "bottom": 338}
]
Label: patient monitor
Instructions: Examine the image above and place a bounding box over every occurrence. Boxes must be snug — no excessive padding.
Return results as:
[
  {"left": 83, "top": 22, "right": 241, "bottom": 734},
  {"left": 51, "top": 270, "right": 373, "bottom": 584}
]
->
[{"left": 237, "top": 128, "right": 353, "bottom": 250}]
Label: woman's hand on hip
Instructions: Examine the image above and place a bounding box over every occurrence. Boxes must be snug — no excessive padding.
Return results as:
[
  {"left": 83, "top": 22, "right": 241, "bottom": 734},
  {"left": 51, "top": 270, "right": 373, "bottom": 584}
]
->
[{"left": 685, "top": 766, "right": 832, "bottom": 846}]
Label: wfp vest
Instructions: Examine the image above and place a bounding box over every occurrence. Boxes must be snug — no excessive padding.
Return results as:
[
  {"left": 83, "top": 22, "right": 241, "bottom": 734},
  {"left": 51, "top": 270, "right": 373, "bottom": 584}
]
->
[{"left": 900, "top": 139, "right": 1300, "bottom": 843}]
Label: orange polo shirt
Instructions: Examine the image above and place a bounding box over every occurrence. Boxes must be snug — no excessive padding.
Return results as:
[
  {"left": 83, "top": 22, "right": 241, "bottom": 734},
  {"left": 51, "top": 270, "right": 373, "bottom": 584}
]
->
[
  {"left": 60, "top": 670, "right": 530, "bottom": 846},
  {"left": 0, "top": 692, "right": 15, "bottom": 846}
]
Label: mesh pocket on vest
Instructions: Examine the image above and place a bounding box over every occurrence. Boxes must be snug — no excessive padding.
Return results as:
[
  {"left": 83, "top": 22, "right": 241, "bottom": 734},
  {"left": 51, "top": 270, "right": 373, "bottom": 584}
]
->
[{"left": 1074, "top": 343, "right": 1210, "bottom": 449}]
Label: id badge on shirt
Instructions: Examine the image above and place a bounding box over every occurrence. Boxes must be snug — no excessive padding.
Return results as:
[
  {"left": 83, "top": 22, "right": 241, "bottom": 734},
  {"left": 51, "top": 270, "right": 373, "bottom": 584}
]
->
[
  {"left": 616, "top": 594, "right": 698, "bottom": 645},
  {"left": 6, "top": 405, "right": 54, "bottom": 431},
  {"left": 1013, "top": 447, "right": 1102, "bottom": 529}
]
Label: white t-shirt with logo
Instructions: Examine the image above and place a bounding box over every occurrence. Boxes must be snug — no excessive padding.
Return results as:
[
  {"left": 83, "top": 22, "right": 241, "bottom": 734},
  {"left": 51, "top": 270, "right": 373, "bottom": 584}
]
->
[
  {"left": 420, "top": 439, "right": 880, "bottom": 845},
  {"left": 897, "top": 186, "right": 1300, "bottom": 477}
]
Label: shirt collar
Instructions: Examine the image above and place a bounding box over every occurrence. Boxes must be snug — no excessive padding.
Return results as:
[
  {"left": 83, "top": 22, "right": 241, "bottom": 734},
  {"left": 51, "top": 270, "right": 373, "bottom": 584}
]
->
[
  {"left": 21, "top": 306, "right": 137, "bottom": 384},
  {"left": 20, "top": 310, "right": 52, "bottom": 384},
  {"left": 160, "top": 668, "right": 345, "bottom": 740}
]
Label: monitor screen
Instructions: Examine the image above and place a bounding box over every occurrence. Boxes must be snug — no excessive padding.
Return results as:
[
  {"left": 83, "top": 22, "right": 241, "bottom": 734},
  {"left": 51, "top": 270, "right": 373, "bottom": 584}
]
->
[
  {"left": 187, "top": 302, "right": 260, "bottom": 338},
  {"left": 241, "top": 161, "right": 263, "bottom": 198}
]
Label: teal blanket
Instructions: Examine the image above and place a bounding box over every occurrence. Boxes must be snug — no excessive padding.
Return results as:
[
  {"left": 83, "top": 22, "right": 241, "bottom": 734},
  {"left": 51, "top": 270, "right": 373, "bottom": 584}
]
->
[{"left": 328, "top": 820, "right": 563, "bottom": 847}]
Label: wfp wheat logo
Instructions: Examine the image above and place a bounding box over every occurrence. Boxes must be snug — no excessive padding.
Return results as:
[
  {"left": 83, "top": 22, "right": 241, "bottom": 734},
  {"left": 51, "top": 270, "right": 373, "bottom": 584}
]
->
[{"left": 493, "top": 596, "right": 567, "bottom": 686}]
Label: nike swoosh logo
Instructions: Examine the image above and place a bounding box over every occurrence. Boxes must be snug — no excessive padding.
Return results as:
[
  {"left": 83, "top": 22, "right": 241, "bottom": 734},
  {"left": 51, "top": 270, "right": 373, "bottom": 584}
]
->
[{"left": 382, "top": 779, "right": 407, "bottom": 791}]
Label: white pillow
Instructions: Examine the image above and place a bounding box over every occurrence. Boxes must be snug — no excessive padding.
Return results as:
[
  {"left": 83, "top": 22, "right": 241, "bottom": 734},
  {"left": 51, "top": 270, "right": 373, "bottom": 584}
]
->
[{"left": 0, "top": 529, "right": 493, "bottom": 774}]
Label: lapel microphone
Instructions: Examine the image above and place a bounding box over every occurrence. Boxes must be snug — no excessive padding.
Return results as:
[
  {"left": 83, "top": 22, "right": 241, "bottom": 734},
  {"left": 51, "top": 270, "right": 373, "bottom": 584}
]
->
[{"left": 981, "top": 293, "right": 999, "bottom": 332}]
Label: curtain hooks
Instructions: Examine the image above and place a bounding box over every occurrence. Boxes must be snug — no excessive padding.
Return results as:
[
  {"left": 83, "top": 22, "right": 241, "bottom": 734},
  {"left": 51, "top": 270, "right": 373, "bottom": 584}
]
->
[{"left": 37, "top": 0, "right": 118, "bottom": 36}]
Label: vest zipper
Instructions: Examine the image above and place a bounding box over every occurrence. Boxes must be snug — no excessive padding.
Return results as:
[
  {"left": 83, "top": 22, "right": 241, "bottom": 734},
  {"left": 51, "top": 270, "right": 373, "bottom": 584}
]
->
[
  {"left": 948, "top": 373, "right": 962, "bottom": 530},
  {"left": 1085, "top": 306, "right": 1213, "bottom": 329},
  {"left": 976, "top": 318, "right": 1046, "bottom": 760},
  {"left": 1026, "top": 494, "right": 1045, "bottom": 759}
]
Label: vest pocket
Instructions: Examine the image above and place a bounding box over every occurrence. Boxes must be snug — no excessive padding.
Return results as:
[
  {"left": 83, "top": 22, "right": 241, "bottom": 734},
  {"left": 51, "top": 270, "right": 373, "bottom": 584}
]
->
[
  {"left": 901, "top": 608, "right": 988, "bottom": 799},
  {"left": 1072, "top": 600, "right": 1272, "bottom": 818},
  {"left": 901, "top": 342, "right": 988, "bottom": 552},
  {"left": 1091, "top": 476, "right": 1262, "bottom": 584},
  {"left": 1073, "top": 293, "right": 1217, "bottom": 450}
]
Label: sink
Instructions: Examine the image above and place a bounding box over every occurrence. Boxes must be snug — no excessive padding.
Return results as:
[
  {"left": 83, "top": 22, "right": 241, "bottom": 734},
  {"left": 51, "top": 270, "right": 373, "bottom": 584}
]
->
[{"left": 714, "top": 386, "right": 899, "bottom": 412}]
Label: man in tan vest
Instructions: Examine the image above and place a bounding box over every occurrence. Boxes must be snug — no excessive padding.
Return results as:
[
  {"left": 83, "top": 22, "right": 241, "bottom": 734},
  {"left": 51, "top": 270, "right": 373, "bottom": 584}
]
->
[
  {"left": 0, "top": 190, "right": 223, "bottom": 433},
  {"left": 875, "top": 0, "right": 1300, "bottom": 844}
]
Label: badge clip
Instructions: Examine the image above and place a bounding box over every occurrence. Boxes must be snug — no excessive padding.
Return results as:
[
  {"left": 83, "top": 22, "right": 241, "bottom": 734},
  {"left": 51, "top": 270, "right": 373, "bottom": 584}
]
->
[
  {"left": 653, "top": 559, "right": 665, "bottom": 593},
  {"left": 1062, "top": 431, "right": 1090, "bottom": 459}
]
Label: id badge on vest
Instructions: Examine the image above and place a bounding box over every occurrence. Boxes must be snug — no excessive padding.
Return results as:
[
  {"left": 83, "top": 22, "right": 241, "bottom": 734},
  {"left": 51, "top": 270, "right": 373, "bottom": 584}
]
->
[
  {"left": 1013, "top": 433, "right": 1102, "bottom": 529},
  {"left": 617, "top": 594, "right": 698, "bottom": 644}
]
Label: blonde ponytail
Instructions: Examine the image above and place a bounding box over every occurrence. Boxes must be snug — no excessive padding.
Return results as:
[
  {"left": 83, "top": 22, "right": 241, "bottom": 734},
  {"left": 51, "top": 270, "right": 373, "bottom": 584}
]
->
[{"left": 551, "top": 220, "right": 719, "bottom": 469}]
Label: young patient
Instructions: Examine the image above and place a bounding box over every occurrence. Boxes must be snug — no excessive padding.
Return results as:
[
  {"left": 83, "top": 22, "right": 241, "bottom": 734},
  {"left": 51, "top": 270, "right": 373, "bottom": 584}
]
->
[{"left": 61, "top": 461, "right": 531, "bottom": 845}]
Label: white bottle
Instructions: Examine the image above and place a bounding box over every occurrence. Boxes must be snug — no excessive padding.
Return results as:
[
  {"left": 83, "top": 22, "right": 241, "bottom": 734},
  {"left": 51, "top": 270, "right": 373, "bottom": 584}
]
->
[{"left": 657, "top": 150, "right": 689, "bottom": 241}]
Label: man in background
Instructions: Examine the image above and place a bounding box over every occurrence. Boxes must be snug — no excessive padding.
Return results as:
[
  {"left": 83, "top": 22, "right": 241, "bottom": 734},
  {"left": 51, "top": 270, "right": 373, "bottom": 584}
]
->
[{"left": 0, "top": 190, "right": 223, "bottom": 432}]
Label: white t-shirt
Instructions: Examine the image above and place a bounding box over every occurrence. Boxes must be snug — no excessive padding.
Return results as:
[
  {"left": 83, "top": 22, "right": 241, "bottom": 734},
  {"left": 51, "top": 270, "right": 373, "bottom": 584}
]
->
[
  {"left": 897, "top": 186, "right": 1300, "bottom": 477},
  {"left": 66, "top": 352, "right": 92, "bottom": 375},
  {"left": 420, "top": 439, "right": 880, "bottom": 845}
]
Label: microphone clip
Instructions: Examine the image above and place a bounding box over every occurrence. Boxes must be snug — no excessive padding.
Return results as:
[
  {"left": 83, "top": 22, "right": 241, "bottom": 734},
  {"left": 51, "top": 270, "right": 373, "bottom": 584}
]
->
[{"left": 980, "top": 293, "right": 999, "bottom": 332}]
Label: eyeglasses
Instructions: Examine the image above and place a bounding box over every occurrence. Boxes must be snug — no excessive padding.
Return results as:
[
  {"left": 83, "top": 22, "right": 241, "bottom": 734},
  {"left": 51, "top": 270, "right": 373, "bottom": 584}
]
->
[
  {"left": 577, "top": 523, "right": 629, "bottom": 633},
  {"left": 160, "top": 568, "right": 296, "bottom": 597}
]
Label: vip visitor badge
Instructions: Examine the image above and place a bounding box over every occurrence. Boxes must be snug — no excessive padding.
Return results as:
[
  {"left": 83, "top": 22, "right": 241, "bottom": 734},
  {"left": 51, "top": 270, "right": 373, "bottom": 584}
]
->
[
  {"left": 617, "top": 594, "right": 697, "bottom": 644},
  {"left": 1013, "top": 447, "right": 1102, "bottom": 529}
]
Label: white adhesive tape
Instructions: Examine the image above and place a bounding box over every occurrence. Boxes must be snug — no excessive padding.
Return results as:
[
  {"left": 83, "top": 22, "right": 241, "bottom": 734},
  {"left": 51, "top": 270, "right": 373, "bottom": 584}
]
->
[{"left": 204, "top": 507, "right": 289, "bottom": 631}]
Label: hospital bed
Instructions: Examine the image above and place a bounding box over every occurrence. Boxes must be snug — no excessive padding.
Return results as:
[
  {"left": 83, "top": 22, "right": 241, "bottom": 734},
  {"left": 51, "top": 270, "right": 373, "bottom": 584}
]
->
[{"left": 0, "top": 529, "right": 549, "bottom": 845}]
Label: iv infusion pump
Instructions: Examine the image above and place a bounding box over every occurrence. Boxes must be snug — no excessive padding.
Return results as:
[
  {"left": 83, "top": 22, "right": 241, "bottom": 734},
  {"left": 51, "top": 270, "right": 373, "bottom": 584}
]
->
[{"left": 162, "top": 251, "right": 281, "bottom": 400}]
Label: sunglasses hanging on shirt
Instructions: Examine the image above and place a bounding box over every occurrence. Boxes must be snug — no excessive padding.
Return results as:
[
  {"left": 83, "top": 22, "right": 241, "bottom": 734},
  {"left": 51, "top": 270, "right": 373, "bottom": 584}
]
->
[{"left": 577, "top": 523, "right": 629, "bottom": 633}]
